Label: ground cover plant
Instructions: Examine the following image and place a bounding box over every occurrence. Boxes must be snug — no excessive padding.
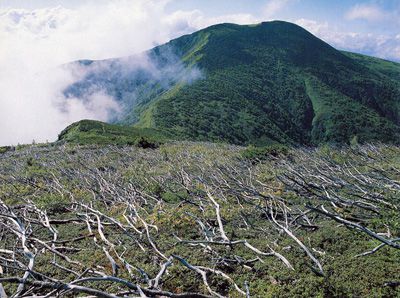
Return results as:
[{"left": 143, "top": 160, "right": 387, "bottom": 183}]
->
[{"left": 0, "top": 142, "right": 399, "bottom": 297}]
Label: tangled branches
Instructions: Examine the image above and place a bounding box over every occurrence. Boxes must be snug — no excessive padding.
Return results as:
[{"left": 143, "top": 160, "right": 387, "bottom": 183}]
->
[{"left": 0, "top": 142, "right": 399, "bottom": 297}]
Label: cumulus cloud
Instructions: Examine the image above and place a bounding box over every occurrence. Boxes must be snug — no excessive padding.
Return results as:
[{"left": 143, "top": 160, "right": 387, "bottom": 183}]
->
[
  {"left": 345, "top": 3, "right": 388, "bottom": 22},
  {"left": 296, "top": 18, "right": 400, "bottom": 61},
  {"left": 0, "top": 0, "right": 266, "bottom": 146},
  {"left": 344, "top": 2, "right": 400, "bottom": 27},
  {"left": 164, "top": 9, "right": 258, "bottom": 35},
  {"left": 262, "top": 0, "right": 295, "bottom": 19},
  {"left": 0, "top": 2, "right": 156, "bottom": 145}
]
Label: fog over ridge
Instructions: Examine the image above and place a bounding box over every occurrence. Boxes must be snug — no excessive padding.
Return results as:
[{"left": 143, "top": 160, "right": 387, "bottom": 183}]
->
[{"left": 0, "top": 1, "right": 210, "bottom": 146}]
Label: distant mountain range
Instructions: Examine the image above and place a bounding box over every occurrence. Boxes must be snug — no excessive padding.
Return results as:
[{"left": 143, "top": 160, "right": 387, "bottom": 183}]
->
[{"left": 61, "top": 21, "right": 400, "bottom": 146}]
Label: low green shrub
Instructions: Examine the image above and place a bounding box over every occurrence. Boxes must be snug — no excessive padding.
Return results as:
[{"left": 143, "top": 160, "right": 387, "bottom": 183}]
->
[
  {"left": 0, "top": 146, "right": 14, "bottom": 154},
  {"left": 241, "top": 144, "right": 289, "bottom": 161},
  {"left": 135, "top": 137, "right": 160, "bottom": 149},
  {"left": 162, "top": 190, "right": 190, "bottom": 203}
]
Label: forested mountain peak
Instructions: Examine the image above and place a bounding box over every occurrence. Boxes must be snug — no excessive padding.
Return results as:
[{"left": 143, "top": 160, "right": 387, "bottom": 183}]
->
[{"left": 63, "top": 21, "right": 400, "bottom": 145}]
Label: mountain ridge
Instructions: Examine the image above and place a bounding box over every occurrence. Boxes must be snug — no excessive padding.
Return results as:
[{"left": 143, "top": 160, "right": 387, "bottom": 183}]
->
[{"left": 62, "top": 21, "right": 400, "bottom": 146}]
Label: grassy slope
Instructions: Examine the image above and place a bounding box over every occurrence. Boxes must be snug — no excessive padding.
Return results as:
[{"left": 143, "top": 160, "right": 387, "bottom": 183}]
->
[
  {"left": 58, "top": 119, "right": 171, "bottom": 145},
  {"left": 342, "top": 51, "right": 400, "bottom": 81}
]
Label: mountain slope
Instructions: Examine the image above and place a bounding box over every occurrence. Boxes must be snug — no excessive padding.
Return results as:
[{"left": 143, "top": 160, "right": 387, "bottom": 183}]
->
[
  {"left": 58, "top": 120, "right": 170, "bottom": 145},
  {"left": 64, "top": 21, "right": 400, "bottom": 145}
]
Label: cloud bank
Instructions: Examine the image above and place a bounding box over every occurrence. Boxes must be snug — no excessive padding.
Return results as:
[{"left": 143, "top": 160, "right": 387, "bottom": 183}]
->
[
  {"left": 263, "top": 0, "right": 296, "bottom": 19},
  {"left": 0, "top": 0, "right": 262, "bottom": 146},
  {"left": 345, "top": 3, "right": 388, "bottom": 22},
  {"left": 296, "top": 18, "right": 400, "bottom": 62}
]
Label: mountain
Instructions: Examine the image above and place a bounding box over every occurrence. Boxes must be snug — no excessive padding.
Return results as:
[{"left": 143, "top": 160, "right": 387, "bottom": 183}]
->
[{"left": 62, "top": 21, "right": 400, "bottom": 146}]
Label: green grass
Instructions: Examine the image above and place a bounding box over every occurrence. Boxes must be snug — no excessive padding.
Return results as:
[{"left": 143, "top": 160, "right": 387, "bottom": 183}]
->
[
  {"left": 342, "top": 51, "right": 400, "bottom": 81},
  {"left": 58, "top": 119, "right": 171, "bottom": 146}
]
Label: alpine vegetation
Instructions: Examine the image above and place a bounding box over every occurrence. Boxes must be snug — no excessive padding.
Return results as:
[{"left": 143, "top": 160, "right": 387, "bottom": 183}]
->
[
  {"left": 0, "top": 143, "right": 399, "bottom": 297},
  {"left": 0, "top": 13, "right": 399, "bottom": 298}
]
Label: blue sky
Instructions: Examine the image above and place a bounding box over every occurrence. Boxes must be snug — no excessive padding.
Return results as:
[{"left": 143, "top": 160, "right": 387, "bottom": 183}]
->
[
  {"left": 1, "top": 0, "right": 399, "bottom": 61},
  {"left": 2, "top": 0, "right": 398, "bottom": 34},
  {"left": 165, "top": 0, "right": 400, "bottom": 41}
]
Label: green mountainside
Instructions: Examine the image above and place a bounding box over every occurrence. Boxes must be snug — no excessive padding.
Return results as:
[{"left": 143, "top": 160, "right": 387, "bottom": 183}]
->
[{"left": 62, "top": 21, "right": 400, "bottom": 146}]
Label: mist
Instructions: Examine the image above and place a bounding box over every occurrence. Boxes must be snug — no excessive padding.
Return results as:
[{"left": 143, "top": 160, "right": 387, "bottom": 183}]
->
[
  {"left": 0, "top": 1, "right": 255, "bottom": 146},
  {"left": 63, "top": 49, "right": 204, "bottom": 124},
  {"left": 0, "top": 1, "right": 177, "bottom": 146}
]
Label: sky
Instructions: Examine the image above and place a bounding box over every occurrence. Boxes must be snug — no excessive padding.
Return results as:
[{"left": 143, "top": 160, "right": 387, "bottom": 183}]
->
[{"left": 0, "top": 0, "right": 399, "bottom": 145}]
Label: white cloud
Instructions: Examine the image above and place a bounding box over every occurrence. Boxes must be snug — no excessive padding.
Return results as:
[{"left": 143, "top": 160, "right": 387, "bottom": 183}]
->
[
  {"left": 164, "top": 9, "right": 259, "bottom": 37},
  {"left": 0, "top": 63, "right": 121, "bottom": 145},
  {"left": 0, "top": 1, "right": 175, "bottom": 145},
  {"left": 296, "top": 18, "right": 400, "bottom": 61},
  {"left": 1, "top": 0, "right": 256, "bottom": 146},
  {"left": 262, "top": 0, "right": 294, "bottom": 19},
  {"left": 345, "top": 3, "right": 387, "bottom": 21},
  {"left": 345, "top": 3, "right": 400, "bottom": 25}
]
